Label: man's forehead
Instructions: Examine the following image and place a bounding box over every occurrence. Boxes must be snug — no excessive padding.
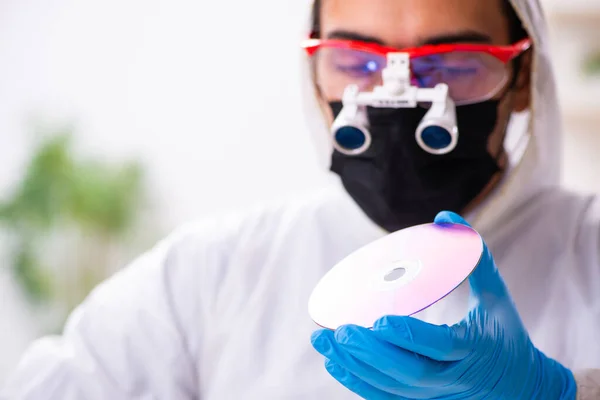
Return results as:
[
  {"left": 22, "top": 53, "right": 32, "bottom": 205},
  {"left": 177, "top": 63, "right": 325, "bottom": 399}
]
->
[{"left": 320, "top": 0, "right": 510, "bottom": 47}]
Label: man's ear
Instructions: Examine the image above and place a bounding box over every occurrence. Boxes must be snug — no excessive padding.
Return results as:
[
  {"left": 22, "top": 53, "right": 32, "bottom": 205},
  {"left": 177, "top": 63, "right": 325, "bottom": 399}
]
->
[{"left": 512, "top": 49, "right": 533, "bottom": 112}]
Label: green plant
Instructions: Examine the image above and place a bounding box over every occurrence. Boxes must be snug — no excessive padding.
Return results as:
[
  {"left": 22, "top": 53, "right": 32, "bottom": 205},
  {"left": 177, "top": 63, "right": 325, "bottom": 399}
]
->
[
  {"left": 583, "top": 51, "right": 600, "bottom": 76},
  {"left": 0, "top": 129, "right": 149, "bottom": 319}
]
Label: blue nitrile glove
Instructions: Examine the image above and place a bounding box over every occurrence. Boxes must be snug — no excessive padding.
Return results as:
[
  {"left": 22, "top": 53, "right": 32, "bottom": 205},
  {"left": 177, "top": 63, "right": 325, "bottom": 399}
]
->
[{"left": 311, "top": 211, "right": 577, "bottom": 399}]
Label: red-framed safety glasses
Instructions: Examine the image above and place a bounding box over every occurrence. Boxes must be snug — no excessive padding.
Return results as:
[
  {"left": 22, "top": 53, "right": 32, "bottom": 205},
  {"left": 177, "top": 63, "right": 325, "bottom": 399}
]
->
[{"left": 303, "top": 38, "right": 532, "bottom": 105}]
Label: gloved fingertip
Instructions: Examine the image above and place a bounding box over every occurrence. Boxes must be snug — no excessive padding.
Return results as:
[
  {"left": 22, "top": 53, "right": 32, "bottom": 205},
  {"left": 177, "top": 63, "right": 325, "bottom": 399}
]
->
[
  {"left": 373, "top": 315, "right": 409, "bottom": 331},
  {"left": 334, "top": 324, "right": 366, "bottom": 346},
  {"left": 310, "top": 329, "right": 323, "bottom": 344},
  {"left": 324, "top": 358, "right": 341, "bottom": 374},
  {"left": 311, "top": 329, "right": 333, "bottom": 352},
  {"left": 324, "top": 360, "right": 351, "bottom": 385},
  {"left": 434, "top": 211, "right": 471, "bottom": 227},
  {"left": 334, "top": 325, "right": 354, "bottom": 345}
]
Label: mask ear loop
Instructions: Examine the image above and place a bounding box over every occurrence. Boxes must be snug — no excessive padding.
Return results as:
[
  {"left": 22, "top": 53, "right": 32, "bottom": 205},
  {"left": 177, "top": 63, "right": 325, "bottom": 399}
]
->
[{"left": 497, "top": 46, "right": 534, "bottom": 171}]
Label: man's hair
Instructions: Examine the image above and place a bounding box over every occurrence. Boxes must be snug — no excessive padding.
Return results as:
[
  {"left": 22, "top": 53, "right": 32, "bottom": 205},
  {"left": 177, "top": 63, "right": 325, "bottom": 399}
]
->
[{"left": 310, "top": 0, "right": 529, "bottom": 43}]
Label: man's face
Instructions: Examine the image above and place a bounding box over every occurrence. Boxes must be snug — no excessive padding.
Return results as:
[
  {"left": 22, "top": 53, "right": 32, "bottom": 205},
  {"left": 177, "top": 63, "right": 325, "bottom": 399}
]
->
[{"left": 316, "top": 0, "right": 532, "bottom": 159}]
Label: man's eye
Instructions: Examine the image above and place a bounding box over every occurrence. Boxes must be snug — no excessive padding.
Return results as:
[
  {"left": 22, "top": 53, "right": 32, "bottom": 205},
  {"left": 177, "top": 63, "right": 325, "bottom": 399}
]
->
[
  {"left": 414, "top": 66, "right": 479, "bottom": 77},
  {"left": 335, "top": 61, "right": 380, "bottom": 76},
  {"left": 443, "top": 66, "right": 479, "bottom": 76}
]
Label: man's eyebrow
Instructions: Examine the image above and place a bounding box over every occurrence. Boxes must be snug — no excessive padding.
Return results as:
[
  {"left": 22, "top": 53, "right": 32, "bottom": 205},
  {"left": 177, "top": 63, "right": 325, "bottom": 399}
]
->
[
  {"left": 326, "top": 30, "right": 385, "bottom": 44},
  {"left": 420, "top": 31, "right": 493, "bottom": 46},
  {"left": 325, "top": 29, "right": 492, "bottom": 47}
]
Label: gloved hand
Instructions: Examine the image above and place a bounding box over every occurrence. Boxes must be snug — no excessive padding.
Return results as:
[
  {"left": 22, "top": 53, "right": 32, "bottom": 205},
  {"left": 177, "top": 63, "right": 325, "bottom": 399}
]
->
[{"left": 311, "top": 211, "right": 577, "bottom": 399}]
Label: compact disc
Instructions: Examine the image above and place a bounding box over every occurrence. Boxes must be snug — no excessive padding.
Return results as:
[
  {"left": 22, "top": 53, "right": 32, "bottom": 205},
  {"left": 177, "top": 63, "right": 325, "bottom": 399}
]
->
[{"left": 308, "top": 222, "right": 483, "bottom": 330}]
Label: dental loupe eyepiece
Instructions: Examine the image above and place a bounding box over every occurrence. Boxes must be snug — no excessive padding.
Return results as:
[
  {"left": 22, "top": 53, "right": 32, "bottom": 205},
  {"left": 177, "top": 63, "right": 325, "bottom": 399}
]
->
[
  {"left": 416, "top": 85, "right": 458, "bottom": 155},
  {"left": 331, "top": 53, "right": 458, "bottom": 156},
  {"left": 331, "top": 85, "right": 371, "bottom": 155}
]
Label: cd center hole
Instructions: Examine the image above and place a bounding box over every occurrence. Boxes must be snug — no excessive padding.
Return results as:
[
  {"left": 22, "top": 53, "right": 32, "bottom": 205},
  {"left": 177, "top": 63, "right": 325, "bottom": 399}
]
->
[{"left": 384, "top": 267, "right": 407, "bottom": 282}]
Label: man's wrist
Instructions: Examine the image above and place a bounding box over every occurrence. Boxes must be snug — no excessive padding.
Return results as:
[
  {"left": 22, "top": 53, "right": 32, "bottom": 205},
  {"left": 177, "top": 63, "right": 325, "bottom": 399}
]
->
[{"left": 574, "top": 369, "right": 600, "bottom": 400}]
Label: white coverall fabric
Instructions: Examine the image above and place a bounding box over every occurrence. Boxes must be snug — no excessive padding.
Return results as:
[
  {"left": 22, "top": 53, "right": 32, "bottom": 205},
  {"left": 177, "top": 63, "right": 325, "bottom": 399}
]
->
[{"left": 2, "top": 0, "right": 599, "bottom": 398}]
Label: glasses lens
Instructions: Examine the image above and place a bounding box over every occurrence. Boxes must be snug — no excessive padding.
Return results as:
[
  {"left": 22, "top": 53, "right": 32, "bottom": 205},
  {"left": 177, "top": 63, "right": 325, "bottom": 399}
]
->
[
  {"left": 411, "top": 51, "right": 508, "bottom": 105},
  {"left": 313, "top": 46, "right": 386, "bottom": 99},
  {"left": 312, "top": 46, "right": 509, "bottom": 105}
]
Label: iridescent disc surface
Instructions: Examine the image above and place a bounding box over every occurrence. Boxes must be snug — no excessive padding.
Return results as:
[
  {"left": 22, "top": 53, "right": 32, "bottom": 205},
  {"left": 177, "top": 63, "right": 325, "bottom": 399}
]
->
[{"left": 308, "top": 222, "right": 483, "bottom": 330}]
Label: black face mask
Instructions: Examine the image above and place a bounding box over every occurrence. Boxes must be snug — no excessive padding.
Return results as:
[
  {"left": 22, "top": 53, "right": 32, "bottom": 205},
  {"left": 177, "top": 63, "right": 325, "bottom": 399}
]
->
[{"left": 329, "top": 101, "right": 503, "bottom": 232}]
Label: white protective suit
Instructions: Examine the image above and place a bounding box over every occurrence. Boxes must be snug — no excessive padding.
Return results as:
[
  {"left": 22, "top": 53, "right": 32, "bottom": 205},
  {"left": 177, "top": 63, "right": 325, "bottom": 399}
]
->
[{"left": 2, "top": 0, "right": 600, "bottom": 399}]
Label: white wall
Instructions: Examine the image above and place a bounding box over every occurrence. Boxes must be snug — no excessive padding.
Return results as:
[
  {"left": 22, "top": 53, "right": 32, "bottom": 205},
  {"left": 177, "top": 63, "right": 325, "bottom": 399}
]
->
[
  {"left": 0, "top": 0, "right": 330, "bottom": 229},
  {"left": 0, "top": 0, "right": 599, "bottom": 386},
  {"left": 544, "top": 1, "right": 600, "bottom": 194},
  {"left": 0, "top": 0, "right": 331, "bottom": 385}
]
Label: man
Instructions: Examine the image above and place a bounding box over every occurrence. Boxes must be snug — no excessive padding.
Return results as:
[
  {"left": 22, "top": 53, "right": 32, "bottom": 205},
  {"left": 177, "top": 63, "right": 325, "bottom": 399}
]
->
[{"left": 2, "top": 0, "right": 599, "bottom": 399}]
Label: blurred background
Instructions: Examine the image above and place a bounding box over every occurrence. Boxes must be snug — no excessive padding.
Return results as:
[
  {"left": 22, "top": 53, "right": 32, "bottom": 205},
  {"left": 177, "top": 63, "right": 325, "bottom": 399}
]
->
[{"left": 0, "top": 0, "right": 598, "bottom": 385}]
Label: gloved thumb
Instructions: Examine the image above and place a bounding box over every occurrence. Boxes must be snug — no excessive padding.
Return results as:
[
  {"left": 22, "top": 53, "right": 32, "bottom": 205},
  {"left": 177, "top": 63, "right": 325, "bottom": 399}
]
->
[
  {"left": 434, "top": 210, "right": 471, "bottom": 227},
  {"left": 434, "top": 211, "right": 508, "bottom": 305}
]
